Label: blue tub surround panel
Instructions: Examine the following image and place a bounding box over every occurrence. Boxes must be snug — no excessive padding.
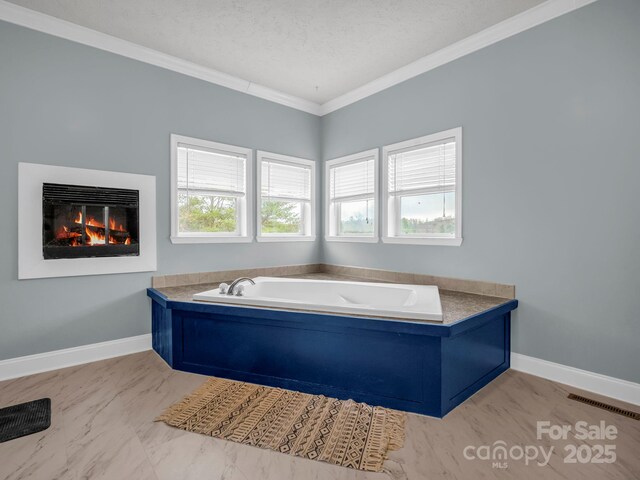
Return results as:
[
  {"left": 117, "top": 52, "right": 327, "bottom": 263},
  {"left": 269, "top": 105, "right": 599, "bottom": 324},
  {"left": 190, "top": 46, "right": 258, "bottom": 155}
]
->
[{"left": 148, "top": 277, "right": 517, "bottom": 418}]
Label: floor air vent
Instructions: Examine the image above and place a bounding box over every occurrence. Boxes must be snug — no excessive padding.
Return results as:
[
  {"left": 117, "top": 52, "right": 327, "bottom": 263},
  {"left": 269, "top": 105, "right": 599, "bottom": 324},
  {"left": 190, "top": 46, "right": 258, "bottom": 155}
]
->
[{"left": 568, "top": 393, "right": 640, "bottom": 420}]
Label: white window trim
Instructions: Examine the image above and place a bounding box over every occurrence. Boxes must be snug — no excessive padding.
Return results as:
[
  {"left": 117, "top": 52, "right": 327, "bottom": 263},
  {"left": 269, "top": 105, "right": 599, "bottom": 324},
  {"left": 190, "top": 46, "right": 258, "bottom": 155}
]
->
[
  {"left": 325, "top": 149, "right": 379, "bottom": 243},
  {"left": 170, "top": 134, "right": 254, "bottom": 244},
  {"left": 381, "top": 127, "right": 463, "bottom": 246},
  {"left": 256, "top": 151, "right": 316, "bottom": 242}
]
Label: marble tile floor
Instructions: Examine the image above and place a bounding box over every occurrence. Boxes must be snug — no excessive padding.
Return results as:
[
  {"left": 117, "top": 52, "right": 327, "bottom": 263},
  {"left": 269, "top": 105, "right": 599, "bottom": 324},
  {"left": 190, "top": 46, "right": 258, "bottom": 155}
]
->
[{"left": 0, "top": 351, "right": 638, "bottom": 480}]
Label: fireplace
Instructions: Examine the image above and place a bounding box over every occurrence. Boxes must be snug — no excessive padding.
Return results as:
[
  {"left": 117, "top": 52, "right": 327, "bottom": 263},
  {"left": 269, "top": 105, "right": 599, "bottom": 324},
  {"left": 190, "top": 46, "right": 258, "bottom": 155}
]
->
[
  {"left": 42, "top": 183, "right": 140, "bottom": 259},
  {"left": 20, "top": 162, "right": 156, "bottom": 279}
]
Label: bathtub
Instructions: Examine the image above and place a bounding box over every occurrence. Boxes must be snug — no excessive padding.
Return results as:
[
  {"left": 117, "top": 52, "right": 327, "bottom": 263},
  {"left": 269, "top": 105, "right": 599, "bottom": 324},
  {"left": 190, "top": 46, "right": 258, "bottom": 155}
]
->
[
  {"left": 148, "top": 277, "right": 517, "bottom": 417},
  {"left": 192, "top": 277, "right": 443, "bottom": 321}
]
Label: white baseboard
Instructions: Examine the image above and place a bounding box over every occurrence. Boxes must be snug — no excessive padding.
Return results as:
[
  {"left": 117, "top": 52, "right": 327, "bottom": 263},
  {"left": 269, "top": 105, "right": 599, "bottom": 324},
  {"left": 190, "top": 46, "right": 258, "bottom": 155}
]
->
[
  {"left": 511, "top": 353, "right": 640, "bottom": 406},
  {"left": 1, "top": 338, "right": 637, "bottom": 408},
  {"left": 0, "top": 334, "right": 152, "bottom": 382}
]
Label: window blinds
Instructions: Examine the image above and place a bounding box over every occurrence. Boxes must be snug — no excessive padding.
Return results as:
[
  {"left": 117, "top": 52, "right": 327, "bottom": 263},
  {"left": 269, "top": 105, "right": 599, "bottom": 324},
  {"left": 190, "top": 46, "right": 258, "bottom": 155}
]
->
[
  {"left": 261, "top": 160, "right": 311, "bottom": 201},
  {"left": 330, "top": 158, "right": 375, "bottom": 201},
  {"left": 177, "top": 144, "right": 246, "bottom": 196},
  {"left": 388, "top": 140, "right": 456, "bottom": 195}
]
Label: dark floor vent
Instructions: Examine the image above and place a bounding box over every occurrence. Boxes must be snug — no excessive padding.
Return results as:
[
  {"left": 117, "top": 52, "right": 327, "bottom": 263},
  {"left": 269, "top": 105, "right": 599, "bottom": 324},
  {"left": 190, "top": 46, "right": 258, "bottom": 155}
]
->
[{"left": 568, "top": 393, "right": 640, "bottom": 420}]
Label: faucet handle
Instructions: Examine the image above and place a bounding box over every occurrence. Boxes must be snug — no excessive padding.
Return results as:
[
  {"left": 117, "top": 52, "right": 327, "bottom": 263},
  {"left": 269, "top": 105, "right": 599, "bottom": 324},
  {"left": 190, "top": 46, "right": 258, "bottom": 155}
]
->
[
  {"left": 234, "top": 285, "right": 245, "bottom": 296},
  {"left": 219, "top": 282, "right": 229, "bottom": 294}
]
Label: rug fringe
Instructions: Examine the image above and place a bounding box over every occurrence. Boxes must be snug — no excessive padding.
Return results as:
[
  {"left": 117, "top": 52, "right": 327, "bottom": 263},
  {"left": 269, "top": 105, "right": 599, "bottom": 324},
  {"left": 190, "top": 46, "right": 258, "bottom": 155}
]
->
[
  {"left": 386, "top": 411, "right": 406, "bottom": 451},
  {"left": 360, "top": 407, "right": 406, "bottom": 472},
  {"left": 361, "top": 452, "right": 385, "bottom": 472}
]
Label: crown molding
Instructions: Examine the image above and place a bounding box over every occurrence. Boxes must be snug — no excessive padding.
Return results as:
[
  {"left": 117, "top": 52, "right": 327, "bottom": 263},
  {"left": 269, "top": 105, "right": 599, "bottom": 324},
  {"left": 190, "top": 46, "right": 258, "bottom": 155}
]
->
[
  {"left": 0, "top": 0, "right": 322, "bottom": 115},
  {"left": 0, "top": 0, "right": 597, "bottom": 117},
  {"left": 319, "top": 0, "right": 599, "bottom": 115}
]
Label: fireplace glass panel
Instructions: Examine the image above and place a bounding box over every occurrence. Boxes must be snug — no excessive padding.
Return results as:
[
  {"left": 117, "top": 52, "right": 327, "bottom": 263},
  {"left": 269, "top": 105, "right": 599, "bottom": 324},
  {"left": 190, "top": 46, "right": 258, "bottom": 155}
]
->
[{"left": 42, "top": 183, "right": 140, "bottom": 259}]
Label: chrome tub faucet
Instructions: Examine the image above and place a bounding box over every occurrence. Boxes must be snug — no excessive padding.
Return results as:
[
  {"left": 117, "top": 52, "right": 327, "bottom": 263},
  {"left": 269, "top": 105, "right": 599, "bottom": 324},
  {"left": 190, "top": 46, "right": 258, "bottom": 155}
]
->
[{"left": 220, "top": 277, "right": 255, "bottom": 296}]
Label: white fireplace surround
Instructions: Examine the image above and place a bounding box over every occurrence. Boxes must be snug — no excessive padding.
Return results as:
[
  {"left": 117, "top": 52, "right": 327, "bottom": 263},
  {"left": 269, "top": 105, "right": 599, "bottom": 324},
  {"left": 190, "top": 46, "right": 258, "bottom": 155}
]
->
[{"left": 18, "top": 163, "right": 157, "bottom": 279}]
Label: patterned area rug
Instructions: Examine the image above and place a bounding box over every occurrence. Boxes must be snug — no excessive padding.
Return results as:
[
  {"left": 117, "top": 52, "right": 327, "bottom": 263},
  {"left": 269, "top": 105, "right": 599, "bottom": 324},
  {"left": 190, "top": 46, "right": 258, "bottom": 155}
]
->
[{"left": 156, "top": 378, "right": 405, "bottom": 472}]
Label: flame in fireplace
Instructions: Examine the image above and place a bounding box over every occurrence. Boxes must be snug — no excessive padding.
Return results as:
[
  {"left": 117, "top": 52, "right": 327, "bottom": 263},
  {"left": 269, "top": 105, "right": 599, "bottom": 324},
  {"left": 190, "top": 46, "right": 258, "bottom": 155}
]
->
[
  {"left": 84, "top": 227, "right": 129, "bottom": 246},
  {"left": 74, "top": 212, "right": 100, "bottom": 229},
  {"left": 109, "top": 217, "right": 125, "bottom": 232},
  {"left": 74, "top": 211, "right": 101, "bottom": 228},
  {"left": 53, "top": 210, "right": 133, "bottom": 247},
  {"left": 72, "top": 212, "right": 126, "bottom": 232},
  {"left": 85, "top": 226, "right": 104, "bottom": 245},
  {"left": 55, "top": 224, "right": 81, "bottom": 242}
]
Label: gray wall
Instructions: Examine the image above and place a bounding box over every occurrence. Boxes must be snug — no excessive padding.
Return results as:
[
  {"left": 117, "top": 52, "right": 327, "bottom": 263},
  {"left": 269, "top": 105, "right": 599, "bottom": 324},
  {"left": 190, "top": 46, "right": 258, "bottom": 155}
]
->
[
  {"left": 0, "top": 21, "right": 321, "bottom": 360},
  {"left": 2, "top": 0, "right": 639, "bottom": 383},
  {"left": 321, "top": 0, "right": 640, "bottom": 383}
]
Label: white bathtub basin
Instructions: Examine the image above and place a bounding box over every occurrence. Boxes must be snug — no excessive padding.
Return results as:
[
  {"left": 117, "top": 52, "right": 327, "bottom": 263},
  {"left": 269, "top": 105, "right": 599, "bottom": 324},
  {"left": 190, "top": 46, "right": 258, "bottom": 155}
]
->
[{"left": 192, "top": 277, "right": 443, "bottom": 322}]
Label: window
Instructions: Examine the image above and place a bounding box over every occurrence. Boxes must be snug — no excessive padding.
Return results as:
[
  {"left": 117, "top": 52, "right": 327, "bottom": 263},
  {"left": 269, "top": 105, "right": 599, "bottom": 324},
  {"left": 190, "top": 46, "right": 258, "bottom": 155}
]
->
[
  {"left": 325, "top": 149, "right": 378, "bottom": 242},
  {"left": 257, "top": 151, "right": 315, "bottom": 241},
  {"left": 170, "top": 134, "right": 253, "bottom": 243},
  {"left": 382, "top": 128, "right": 462, "bottom": 246}
]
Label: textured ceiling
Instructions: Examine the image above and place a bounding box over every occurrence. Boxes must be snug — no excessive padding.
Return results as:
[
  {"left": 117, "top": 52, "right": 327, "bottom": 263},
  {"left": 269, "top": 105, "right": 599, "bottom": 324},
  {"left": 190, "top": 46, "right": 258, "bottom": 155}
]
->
[{"left": 7, "top": 0, "right": 545, "bottom": 104}]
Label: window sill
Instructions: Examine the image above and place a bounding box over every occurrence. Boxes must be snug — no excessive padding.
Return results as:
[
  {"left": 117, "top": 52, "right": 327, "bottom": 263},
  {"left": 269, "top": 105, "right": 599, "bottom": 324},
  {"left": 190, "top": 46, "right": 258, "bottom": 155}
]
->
[
  {"left": 325, "top": 236, "right": 379, "bottom": 243},
  {"left": 170, "top": 235, "right": 253, "bottom": 244},
  {"left": 381, "top": 236, "right": 463, "bottom": 246},
  {"left": 256, "top": 236, "right": 316, "bottom": 243}
]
